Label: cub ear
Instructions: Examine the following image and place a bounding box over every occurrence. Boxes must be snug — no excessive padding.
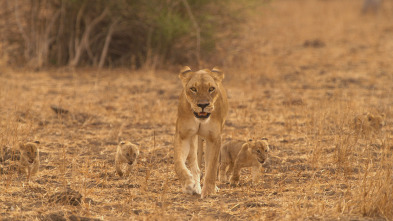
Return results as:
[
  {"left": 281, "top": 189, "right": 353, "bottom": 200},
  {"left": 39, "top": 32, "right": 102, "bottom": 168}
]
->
[
  {"left": 33, "top": 141, "right": 40, "bottom": 144},
  {"left": 261, "top": 137, "right": 268, "bottom": 141},
  {"left": 18, "top": 142, "right": 25, "bottom": 150},
  {"left": 179, "top": 66, "right": 193, "bottom": 86},
  {"left": 210, "top": 67, "right": 224, "bottom": 82},
  {"left": 119, "top": 141, "right": 126, "bottom": 145}
]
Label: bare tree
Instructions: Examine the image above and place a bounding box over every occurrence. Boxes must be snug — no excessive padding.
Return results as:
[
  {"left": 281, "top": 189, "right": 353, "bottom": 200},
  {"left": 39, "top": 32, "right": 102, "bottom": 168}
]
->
[{"left": 68, "top": 7, "right": 108, "bottom": 67}]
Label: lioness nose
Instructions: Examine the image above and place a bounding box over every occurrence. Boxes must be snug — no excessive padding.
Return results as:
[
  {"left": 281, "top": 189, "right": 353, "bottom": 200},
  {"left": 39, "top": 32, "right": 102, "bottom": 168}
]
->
[{"left": 197, "top": 103, "right": 210, "bottom": 109}]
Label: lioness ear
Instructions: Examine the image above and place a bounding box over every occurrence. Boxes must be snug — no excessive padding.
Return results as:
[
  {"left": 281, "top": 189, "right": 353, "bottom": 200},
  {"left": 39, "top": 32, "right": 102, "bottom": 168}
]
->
[
  {"left": 179, "top": 66, "right": 193, "bottom": 86},
  {"left": 33, "top": 140, "right": 40, "bottom": 144},
  {"left": 210, "top": 67, "right": 224, "bottom": 82},
  {"left": 119, "top": 141, "right": 126, "bottom": 145}
]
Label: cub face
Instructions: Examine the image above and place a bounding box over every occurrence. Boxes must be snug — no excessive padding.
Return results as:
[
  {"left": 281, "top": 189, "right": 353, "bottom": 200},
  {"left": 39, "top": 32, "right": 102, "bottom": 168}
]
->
[
  {"left": 367, "top": 114, "right": 384, "bottom": 130},
  {"left": 354, "top": 113, "right": 385, "bottom": 133},
  {"left": 247, "top": 139, "right": 269, "bottom": 164},
  {"left": 19, "top": 141, "right": 39, "bottom": 164},
  {"left": 179, "top": 66, "right": 224, "bottom": 120},
  {"left": 119, "top": 141, "right": 139, "bottom": 165}
]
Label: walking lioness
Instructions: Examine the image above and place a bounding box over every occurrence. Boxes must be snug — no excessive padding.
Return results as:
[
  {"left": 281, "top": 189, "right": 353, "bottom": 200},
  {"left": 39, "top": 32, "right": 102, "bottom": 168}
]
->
[{"left": 174, "top": 66, "right": 228, "bottom": 198}]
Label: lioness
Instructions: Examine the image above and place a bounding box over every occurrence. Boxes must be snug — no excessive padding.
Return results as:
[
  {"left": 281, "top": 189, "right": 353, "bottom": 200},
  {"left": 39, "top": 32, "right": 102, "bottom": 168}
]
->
[
  {"left": 115, "top": 141, "right": 139, "bottom": 177},
  {"left": 174, "top": 66, "right": 228, "bottom": 198},
  {"left": 219, "top": 139, "right": 269, "bottom": 185},
  {"left": 19, "top": 141, "right": 40, "bottom": 181}
]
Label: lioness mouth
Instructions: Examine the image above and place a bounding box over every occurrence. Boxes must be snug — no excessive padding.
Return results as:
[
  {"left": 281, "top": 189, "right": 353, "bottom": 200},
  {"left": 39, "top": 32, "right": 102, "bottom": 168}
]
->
[
  {"left": 128, "top": 161, "right": 133, "bottom": 165},
  {"left": 194, "top": 112, "right": 211, "bottom": 119}
]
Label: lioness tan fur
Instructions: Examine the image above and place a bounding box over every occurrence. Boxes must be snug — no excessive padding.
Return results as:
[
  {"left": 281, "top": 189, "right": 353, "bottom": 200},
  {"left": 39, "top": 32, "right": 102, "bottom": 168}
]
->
[
  {"left": 115, "top": 141, "right": 139, "bottom": 177},
  {"left": 174, "top": 66, "right": 228, "bottom": 198},
  {"left": 219, "top": 139, "right": 269, "bottom": 185},
  {"left": 353, "top": 113, "right": 385, "bottom": 136},
  {"left": 19, "top": 141, "right": 40, "bottom": 181}
]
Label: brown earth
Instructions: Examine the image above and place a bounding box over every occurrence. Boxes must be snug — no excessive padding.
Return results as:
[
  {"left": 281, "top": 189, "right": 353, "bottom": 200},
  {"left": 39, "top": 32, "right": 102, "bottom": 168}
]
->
[{"left": 1, "top": 0, "right": 393, "bottom": 220}]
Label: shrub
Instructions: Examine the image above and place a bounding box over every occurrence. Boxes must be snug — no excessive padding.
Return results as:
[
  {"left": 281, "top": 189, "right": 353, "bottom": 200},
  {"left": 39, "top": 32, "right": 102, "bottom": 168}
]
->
[{"left": 0, "top": 0, "right": 239, "bottom": 69}]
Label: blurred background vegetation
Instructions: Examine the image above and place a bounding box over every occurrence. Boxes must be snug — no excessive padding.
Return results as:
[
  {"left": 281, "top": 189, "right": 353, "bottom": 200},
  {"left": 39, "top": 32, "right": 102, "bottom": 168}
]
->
[{"left": 0, "top": 0, "right": 256, "bottom": 70}]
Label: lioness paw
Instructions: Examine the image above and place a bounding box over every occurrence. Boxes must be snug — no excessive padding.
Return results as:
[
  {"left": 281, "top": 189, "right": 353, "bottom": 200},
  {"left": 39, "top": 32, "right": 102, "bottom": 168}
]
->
[
  {"left": 201, "top": 185, "right": 216, "bottom": 199},
  {"left": 195, "top": 183, "right": 202, "bottom": 195},
  {"left": 183, "top": 179, "right": 200, "bottom": 195}
]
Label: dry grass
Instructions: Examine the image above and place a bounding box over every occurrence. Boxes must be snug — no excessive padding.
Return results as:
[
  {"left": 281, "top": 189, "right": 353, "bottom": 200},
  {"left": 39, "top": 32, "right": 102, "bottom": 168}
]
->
[{"left": 1, "top": 0, "right": 393, "bottom": 220}]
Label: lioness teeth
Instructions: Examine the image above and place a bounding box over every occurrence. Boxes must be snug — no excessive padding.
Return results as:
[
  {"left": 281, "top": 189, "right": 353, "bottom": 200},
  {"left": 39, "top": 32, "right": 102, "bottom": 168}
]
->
[{"left": 199, "top": 112, "right": 207, "bottom": 116}]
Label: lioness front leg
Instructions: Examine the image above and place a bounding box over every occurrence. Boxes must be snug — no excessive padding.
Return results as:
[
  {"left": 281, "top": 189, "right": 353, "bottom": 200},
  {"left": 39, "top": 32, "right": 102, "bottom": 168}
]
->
[
  {"left": 189, "top": 135, "right": 201, "bottom": 194},
  {"left": 174, "top": 134, "right": 198, "bottom": 194},
  {"left": 201, "top": 138, "right": 221, "bottom": 198}
]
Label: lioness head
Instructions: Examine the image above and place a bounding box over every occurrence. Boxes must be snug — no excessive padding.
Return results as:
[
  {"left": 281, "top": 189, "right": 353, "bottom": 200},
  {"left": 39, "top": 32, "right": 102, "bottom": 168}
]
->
[
  {"left": 19, "top": 141, "right": 40, "bottom": 164},
  {"left": 119, "top": 141, "right": 139, "bottom": 165},
  {"left": 179, "top": 66, "right": 224, "bottom": 120},
  {"left": 245, "top": 138, "right": 269, "bottom": 164}
]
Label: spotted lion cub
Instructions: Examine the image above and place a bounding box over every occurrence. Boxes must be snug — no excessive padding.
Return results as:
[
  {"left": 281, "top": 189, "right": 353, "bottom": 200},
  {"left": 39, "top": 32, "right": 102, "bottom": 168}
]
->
[
  {"left": 115, "top": 141, "right": 139, "bottom": 177},
  {"left": 19, "top": 141, "right": 40, "bottom": 181},
  {"left": 219, "top": 138, "right": 269, "bottom": 185}
]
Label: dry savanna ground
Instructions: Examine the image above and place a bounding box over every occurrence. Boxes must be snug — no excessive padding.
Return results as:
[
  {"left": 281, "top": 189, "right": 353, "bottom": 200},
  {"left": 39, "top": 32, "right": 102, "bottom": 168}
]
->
[{"left": 1, "top": 0, "right": 393, "bottom": 220}]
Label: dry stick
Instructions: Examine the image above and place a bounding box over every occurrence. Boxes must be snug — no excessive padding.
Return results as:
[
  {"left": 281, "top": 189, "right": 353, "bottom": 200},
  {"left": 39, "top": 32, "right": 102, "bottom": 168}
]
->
[
  {"left": 181, "top": 0, "right": 201, "bottom": 69},
  {"left": 98, "top": 19, "right": 118, "bottom": 68}
]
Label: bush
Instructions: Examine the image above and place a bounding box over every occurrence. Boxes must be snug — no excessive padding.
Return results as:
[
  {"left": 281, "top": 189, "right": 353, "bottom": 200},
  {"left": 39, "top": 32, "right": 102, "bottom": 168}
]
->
[{"left": 0, "top": 0, "right": 239, "bottom": 69}]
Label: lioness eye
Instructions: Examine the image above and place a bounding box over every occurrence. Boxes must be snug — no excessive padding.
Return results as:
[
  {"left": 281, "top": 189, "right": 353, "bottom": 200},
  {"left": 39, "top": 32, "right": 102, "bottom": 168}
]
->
[
  {"left": 209, "top": 87, "right": 215, "bottom": 92},
  {"left": 265, "top": 150, "right": 268, "bottom": 152},
  {"left": 190, "top": 87, "right": 197, "bottom": 92}
]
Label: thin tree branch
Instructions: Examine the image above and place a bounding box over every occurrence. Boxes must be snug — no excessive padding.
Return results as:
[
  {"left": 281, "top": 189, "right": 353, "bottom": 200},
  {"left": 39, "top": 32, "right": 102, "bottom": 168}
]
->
[
  {"left": 181, "top": 0, "right": 201, "bottom": 68},
  {"left": 12, "top": 0, "right": 30, "bottom": 58},
  {"left": 98, "top": 19, "right": 118, "bottom": 68}
]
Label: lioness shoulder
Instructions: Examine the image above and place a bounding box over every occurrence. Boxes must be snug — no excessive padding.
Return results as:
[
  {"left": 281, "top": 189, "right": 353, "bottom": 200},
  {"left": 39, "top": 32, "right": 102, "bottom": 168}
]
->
[
  {"left": 115, "top": 141, "right": 139, "bottom": 177},
  {"left": 219, "top": 138, "right": 269, "bottom": 184}
]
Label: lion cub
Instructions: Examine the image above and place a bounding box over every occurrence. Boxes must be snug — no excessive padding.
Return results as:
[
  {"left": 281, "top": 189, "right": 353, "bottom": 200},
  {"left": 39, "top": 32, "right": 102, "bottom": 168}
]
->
[
  {"left": 353, "top": 113, "right": 385, "bottom": 136},
  {"left": 115, "top": 141, "right": 139, "bottom": 177},
  {"left": 219, "top": 139, "right": 269, "bottom": 185},
  {"left": 19, "top": 141, "right": 40, "bottom": 181}
]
